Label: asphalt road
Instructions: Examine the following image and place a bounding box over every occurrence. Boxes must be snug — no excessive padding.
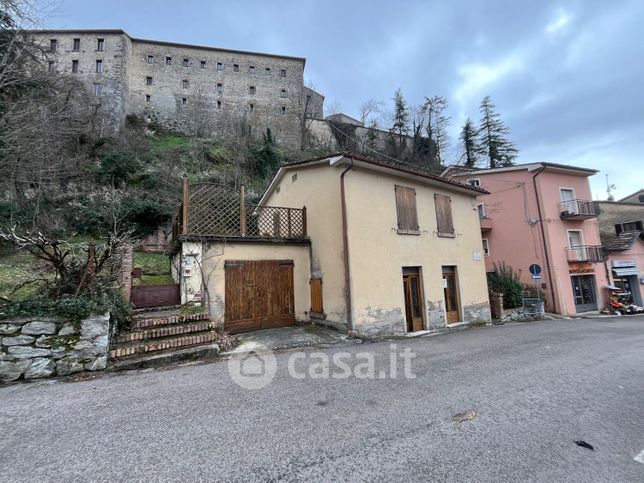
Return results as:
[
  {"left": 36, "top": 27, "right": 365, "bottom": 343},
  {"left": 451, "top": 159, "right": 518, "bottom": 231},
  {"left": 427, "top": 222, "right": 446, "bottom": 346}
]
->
[{"left": 1, "top": 317, "right": 644, "bottom": 482}]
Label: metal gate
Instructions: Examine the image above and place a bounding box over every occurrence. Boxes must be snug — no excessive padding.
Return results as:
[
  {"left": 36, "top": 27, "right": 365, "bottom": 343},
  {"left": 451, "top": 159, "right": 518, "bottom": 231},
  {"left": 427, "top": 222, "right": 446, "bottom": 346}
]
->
[{"left": 131, "top": 284, "right": 180, "bottom": 309}]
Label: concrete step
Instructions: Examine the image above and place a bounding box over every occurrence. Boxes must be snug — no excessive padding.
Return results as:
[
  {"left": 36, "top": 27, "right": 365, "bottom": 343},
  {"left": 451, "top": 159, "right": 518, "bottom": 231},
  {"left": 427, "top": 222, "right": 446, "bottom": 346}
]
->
[
  {"left": 115, "top": 321, "right": 214, "bottom": 344},
  {"left": 131, "top": 312, "right": 210, "bottom": 329},
  {"left": 108, "top": 343, "right": 220, "bottom": 372},
  {"left": 109, "top": 332, "right": 217, "bottom": 359}
]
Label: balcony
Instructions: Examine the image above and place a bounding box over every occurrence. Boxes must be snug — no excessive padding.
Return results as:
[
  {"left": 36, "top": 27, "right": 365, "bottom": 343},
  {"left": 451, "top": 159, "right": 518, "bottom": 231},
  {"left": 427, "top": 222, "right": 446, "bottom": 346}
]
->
[
  {"left": 559, "top": 199, "right": 599, "bottom": 220},
  {"left": 479, "top": 216, "right": 492, "bottom": 232},
  {"left": 566, "top": 245, "right": 606, "bottom": 263}
]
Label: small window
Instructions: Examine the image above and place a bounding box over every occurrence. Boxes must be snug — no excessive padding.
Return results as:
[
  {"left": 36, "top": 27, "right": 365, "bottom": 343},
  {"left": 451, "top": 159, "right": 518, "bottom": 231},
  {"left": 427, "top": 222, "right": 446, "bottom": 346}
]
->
[
  {"left": 467, "top": 179, "right": 480, "bottom": 187},
  {"left": 435, "top": 194, "right": 455, "bottom": 237},
  {"left": 265, "top": 67, "right": 271, "bottom": 76},
  {"left": 217, "top": 62, "right": 224, "bottom": 71},
  {"left": 233, "top": 63, "right": 240, "bottom": 72},
  {"left": 50, "top": 39, "right": 57, "bottom": 52},
  {"left": 147, "top": 55, "right": 154, "bottom": 64},
  {"left": 639, "top": 194, "right": 644, "bottom": 203},
  {"left": 92, "top": 83, "right": 102, "bottom": 96},
  {"left": 95, "top": 59, "right": 103, "bottom": 73},
  {"left": 165, "top": 56, "right": 172, "bottom": 65},
  {"left": 200, "top": 60, "right": 206, "bottom": 69},
  {"left": 97, "top": 38, "right": 104, "bottom": 51},
  {"left": 291, "top": 173, "right": 298, "bottom": 183},
  {"left": 216, "top": 83, "right": 223, "bottom": 93},
  {"left": 72, "top": 38, "right": 80, "bottom": 51},
  {"left": 249, "top": 65, "right": 255, "bottom": 74},
  {"left": 477, "top": 203, "right": 486, "bottom": 219},
  {"left": 47, "top": 60, "right": 55, "bottom": 73},
  {"left": 280, "top": 89, "right": 288, "bottom": 98},
  {"left": 281, "top": 106, "right": 286, "bottom": 115},
  {"left": 182, "top": 79, "right": 189, "bottom": 88},
  {"left": 182, "top": 58, "right": 189, "bottom": 67},
  {"left": 145, "top": 94, "right": 151, "bottom": 102},
  {"left": 249, "top": 103, "right": 254, "bottom": 112},
  {"left": 280, "top": 68, "right": 286, "bottom": 77},
  {"left": 482, "top": 238, "right": 490, "bottom": 256},
  {"left": 249, "top": 86, "right": 256, "bottom": 95},
  {"left": 395, "top": 185, "right": 419, "bottom": 234},
  {"left": 216, "top": 100, "right": 222, "bottom": 109},
  {"left": 182, "top": 97, "right": 187, "bottom": 105},
  {"left": 145, "top": 76, "right": 153, "bottom": 86},
  {"left": 71, "top": 59, "right": 79, "bottom": 73}
]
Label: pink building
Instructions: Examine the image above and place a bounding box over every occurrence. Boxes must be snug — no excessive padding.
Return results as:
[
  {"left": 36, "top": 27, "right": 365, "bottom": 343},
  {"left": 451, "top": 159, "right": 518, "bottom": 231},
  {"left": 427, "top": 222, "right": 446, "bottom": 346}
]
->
[{"left": 446, "top": 162, "right": 609, "bottom": 315}]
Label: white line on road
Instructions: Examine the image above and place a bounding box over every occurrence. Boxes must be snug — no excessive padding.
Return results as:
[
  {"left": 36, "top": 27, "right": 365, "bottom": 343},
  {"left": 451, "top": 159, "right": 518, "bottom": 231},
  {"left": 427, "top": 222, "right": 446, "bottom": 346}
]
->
[{"left": 634, "top": 448, "right": 644, "bottom": 464}]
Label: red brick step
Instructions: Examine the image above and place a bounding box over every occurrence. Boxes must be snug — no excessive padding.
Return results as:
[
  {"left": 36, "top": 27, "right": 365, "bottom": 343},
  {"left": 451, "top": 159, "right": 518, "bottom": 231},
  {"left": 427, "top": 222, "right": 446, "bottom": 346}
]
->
[
  {"left": 115, "top": 321, "right": 214, "bottom": 344},
  {"left": 109, "top": 332, "right": 217, "bottom": 359}
]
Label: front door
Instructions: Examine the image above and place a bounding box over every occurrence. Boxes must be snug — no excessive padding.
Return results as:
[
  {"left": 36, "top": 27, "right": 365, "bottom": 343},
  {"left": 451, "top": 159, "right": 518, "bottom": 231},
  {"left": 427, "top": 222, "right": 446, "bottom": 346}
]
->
[
  {"left": 571, "top": 275, "right": 598, "bottom": 312},
  {"left": 403, "top": 268, "right": 424, "bottom": 332},
  {"left": 442, "top": 266, "right": 461, "bottom": 324}
]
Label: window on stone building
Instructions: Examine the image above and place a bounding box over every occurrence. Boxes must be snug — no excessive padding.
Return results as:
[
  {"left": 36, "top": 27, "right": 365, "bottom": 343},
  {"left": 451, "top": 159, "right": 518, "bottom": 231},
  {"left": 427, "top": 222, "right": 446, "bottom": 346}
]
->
[
  {"left": 182, "top": 79, "right": 189, "bottom": 88},
  {"left": 71, "top": 60, "right": 79, "bottom": 73},
  {"left": 249, "top": 103, "right": 254, "bottom": 112},
  {"left": 217, "top": 100, "right": 222, "bottom": 109},
  {"left": 200, "top": 60, "right": 206, "bottom": 69},
  {"left": 95, "top": 60, "right": 103, "bottom": 73},
  {"left": 50, "top": 39, "right": 57, "bottom": 52},
  {"left": 145, "top": 94, "right": 151, "bottom": 102},
  {"left": 147, "top": 55, "right": 154, "bottom": 64},
  {"left": 166, "top": 56, "right": 172, "bottom": 65},
  {"left": 280, "top": 89, "right": 288, "bottom": 98},
  {"left": 47, "top": 61, "right": 55, "bottom": 73},
  {"left": 216, "top": 83, "right": 223, "bottom": 93},
  {"left": 281, "top": 106, "right": 286, "bottom": 115},
  {"left": 182, "top": 58, "right": 189, "bottom": 67},
  {"left": 249, "top": 65, "right": 255, "bottom": 74},
  {"left": 249, "top": 86, "right": 256, "bottom": 95},
  {"left": 265, "top": 67, "right": 271, "bottom": 76},
  {"left": 217, "top": 62, "right": 224, "bottom": 71},
  {"left": 73, "top": 38, "right": 80, "bottom": 51},
  {"left": 280, "top": 68, "right": 286, "bottom": 77},
  {"left": 146, "top": 76, "right": 153, "bottom": 86},
  {"left": 233, "top": 64, "right": 239, "bottom": 72},
  {"left": 93, "top": 83, "right": 102, "bottom": 96},
  {"left": 182, "top": 97, "right": 187, "bottom": 105},
  {"left": 97, "top": 38, "right": 104, "bottom": 51}
]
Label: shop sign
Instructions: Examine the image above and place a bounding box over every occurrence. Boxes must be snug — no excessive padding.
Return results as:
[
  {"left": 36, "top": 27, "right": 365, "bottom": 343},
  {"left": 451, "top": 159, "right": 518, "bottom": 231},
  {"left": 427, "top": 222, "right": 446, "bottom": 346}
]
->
[
  {"left": 613, "top": 259, "right": 636, "bottom": 268},
  {"left": 569, "top": 263, "right": 594, "bottom": 274}
]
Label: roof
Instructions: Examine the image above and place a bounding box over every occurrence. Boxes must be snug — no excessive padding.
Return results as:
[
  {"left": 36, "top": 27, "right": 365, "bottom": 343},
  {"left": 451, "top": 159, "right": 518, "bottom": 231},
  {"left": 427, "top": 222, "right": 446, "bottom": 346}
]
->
[
  {"left": 259, "top": 153, "right": 488, "bottom": 206},
  {"left": 619, "top": 189, "right": 644, "bottom": 203},
  {"left": 605, "top": 231, "right": 642, "bottom": 251},
  {"left": 444, "top": 162, "right": 598, "bottom": 178},
  {"left": 26, "top": 29, "right": 307, "bottom": 65}
]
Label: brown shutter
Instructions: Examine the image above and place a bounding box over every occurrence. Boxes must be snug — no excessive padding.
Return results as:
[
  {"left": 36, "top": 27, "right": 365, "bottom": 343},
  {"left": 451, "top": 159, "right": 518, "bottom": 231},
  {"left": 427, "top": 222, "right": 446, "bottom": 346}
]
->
[
  {"left": 434, "top": 193, "right": 454, "bottom": 236},
  {"left": 395, "top": 185, "right": 419, "bottom": 234}
]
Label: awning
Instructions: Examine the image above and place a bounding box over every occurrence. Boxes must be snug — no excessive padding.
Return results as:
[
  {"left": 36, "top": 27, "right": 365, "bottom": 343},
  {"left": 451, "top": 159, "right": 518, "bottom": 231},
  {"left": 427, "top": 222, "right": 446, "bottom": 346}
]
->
[{"left": 613, "top": 267, "right": 640, "bottom": 277}]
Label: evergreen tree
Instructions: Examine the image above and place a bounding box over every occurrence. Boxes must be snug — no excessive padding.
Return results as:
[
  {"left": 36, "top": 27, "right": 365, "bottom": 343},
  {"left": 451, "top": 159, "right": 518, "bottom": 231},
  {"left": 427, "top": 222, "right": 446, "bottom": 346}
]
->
[
  {"left": 477, "top": 96, "right": 518, "bottom": 168},
  {"left": 460, "top": 117, "right": 481, "bottom": 167},
  {"left": 387, "top": 88, "right": 409, "bottom": 158},
  {"left": 424, "top": 96, "right": 450, "bottom": 165}
]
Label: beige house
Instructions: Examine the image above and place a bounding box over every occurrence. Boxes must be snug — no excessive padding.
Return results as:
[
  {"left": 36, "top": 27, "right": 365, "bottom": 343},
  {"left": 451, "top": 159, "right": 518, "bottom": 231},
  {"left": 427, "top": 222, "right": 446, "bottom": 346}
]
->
[{"left": 173, "top": 153, "right": 491, "bottom": 336}]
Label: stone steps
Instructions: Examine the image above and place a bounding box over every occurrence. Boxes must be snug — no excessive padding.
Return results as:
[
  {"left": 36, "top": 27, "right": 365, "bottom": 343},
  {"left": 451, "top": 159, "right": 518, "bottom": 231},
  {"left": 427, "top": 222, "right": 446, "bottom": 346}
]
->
[
  {"left": 114, "top": 321, "right": 213, "bottom": 344},
  {"left": 131, "top": 312, "right": 209, "bottom": 329}
]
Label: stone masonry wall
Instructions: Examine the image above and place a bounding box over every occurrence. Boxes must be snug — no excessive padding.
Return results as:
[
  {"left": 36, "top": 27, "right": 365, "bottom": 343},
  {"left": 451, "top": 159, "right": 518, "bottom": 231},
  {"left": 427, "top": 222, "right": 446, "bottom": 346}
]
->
[{"left": 0, "top": 313, "right": 110, "bottom": 384}]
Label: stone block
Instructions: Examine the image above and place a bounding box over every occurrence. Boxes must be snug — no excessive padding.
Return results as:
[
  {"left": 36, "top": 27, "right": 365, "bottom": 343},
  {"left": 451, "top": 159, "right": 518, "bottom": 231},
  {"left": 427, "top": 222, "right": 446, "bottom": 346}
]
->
[
  {"left": 35, "top": 336, "right": 53, "bottom": 348},
  {"left": 0, "top": 324, "right": 20, "bottom": 335},
  {"left": 24, "top": 358, "right": 56, "bottom": 379},
  {"left": 7, "top": 346, "right": 51, "bottom": 359},
  {"left": 58, "top": 323, "right": 78, "bottom": 336},
  {"left": 56, "top": 356, "right": 85, "bottom": 376},
  {"left": 22, "top": 321, "right": 57, "bottom": 335},
  {"left": 0, "top": 360, "right": 30, "bottom": 383},
  {"left": 85, "top": 356, "right": 107, "bottom": 371},
  {"left": 2, "top": 335, "right": 36, "bottom": 346},
  {"left": 80, "top": 313, "right": 110, "bottom": 340}
]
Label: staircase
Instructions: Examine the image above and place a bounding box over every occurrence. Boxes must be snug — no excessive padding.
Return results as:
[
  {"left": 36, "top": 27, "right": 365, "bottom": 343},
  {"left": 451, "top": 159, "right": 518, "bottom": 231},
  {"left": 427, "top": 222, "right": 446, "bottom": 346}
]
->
[{"left": 109, "top": 308, "right": 220, "bottom": 369}]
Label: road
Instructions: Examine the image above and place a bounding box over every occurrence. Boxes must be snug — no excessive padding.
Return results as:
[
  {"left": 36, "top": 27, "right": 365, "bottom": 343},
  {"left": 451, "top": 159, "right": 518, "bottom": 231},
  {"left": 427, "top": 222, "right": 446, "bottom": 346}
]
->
[{"left": 1, "top": 317, "right": 644, "bottom": 482}]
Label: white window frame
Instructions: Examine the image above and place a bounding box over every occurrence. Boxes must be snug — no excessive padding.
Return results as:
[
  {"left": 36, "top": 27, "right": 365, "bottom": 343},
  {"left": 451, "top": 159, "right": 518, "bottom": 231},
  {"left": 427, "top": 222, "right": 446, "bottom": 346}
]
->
[
  {"left": 477, "top": 203, "right": 486, "bottom": 219},
  {"left": 560, "top": 187, "right": 577, "bottom": 215},
  {"left": 95, "top": 59, "right": 103, "bottom": 73},
  {"left": 92, "top": 83, "right": 102, "bottom": 96},
  {"left": 482, "top": 238, "right": 490, "bottom": 256},
  {"left": 467, "top": 178, "right": 481, "bottom": 188},
  {"left": 147, "top": 55, "right": 154, "bottom": 64}
]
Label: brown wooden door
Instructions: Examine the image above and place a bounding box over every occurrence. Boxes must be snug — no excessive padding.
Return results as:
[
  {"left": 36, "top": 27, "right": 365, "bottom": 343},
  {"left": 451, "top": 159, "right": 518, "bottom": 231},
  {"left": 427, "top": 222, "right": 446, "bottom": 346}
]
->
[
  {"left": 310, "top": 278, "right": 323, "bottom": 314},
  {"left": 403, "top": 270, "right": 424, "bottom": 332},
  {"left": 224, "top": 260, "right": 295, "bottom": 333},
  {"left": 443, "top": 267, "right": 461, "bottom": 324},
  {"left": 131, "top": 284, "right": 180, "bottom": 309}
]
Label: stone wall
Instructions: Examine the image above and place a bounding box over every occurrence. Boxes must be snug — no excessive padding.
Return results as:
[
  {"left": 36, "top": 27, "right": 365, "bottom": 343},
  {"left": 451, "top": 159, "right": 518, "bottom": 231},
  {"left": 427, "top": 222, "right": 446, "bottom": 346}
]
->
[{"left": 0, "top": 313, "right": 110, "bottom": 384}]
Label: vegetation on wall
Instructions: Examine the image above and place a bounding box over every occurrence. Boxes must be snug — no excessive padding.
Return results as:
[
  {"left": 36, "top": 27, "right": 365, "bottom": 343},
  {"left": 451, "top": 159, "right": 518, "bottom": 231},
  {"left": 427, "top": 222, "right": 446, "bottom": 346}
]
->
[{"left": 488, "top": 262, "right": 525, "bottom": 309}]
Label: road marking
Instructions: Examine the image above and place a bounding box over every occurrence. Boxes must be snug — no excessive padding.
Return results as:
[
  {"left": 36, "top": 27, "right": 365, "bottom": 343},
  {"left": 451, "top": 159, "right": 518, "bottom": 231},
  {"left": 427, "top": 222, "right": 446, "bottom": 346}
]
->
[{"left": 634, "top": 448, "right": 644, "bottom": 464}]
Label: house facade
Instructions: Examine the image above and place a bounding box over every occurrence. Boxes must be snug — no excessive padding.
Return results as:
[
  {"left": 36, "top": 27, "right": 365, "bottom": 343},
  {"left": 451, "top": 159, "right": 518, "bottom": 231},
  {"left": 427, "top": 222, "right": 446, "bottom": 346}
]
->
[
  {"left": 173, "top": 154, "right": 491, "bottom": 336},
  {"left": 447, "top": 163, "right": 609, "bottom": 316}
]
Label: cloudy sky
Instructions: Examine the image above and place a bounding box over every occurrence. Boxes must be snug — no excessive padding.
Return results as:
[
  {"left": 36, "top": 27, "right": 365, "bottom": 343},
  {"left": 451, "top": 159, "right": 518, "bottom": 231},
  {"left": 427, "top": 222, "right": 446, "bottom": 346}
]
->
[{"left": 46, "top": 0, "right": 643, "bottom": 199}]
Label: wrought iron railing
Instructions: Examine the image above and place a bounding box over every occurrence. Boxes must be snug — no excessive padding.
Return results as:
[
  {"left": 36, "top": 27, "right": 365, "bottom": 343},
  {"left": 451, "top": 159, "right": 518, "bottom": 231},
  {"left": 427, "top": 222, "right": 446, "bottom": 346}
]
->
[
  {"left": 558, "top": 199, "right": 599, "bottom": 218},
  {"left": 566, "top": 245, "right": 606, "bottom": 263}
]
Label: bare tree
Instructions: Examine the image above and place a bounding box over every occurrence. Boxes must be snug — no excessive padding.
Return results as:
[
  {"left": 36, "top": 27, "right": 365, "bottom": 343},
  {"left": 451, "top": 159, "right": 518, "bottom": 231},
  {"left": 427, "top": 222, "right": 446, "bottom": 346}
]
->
[{"left": 359, "top": 98, "right": 383, "bottom": 125}]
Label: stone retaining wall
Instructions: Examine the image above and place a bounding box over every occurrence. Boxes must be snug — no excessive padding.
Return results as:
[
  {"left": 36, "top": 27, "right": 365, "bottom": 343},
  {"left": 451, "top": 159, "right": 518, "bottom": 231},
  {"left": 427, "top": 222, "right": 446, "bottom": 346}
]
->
[{"left": 0, "top": 313, "right": 110, "bottom": 384}]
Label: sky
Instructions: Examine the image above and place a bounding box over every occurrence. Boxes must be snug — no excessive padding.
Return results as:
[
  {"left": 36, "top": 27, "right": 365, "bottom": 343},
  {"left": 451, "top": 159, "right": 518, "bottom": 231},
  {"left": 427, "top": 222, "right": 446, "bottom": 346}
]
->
[{"left": 45, "top": 0, "right": 644, "bottom": 200}]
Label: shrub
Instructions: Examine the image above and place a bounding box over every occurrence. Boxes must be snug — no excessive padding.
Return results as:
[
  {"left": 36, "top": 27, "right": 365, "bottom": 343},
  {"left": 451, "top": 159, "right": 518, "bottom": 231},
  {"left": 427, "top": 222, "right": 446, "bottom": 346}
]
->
[
  {"left": 96, "top": 151, "right": 140, "bottom": 186},
  {"left": 488, "top": 262, "right": 524, "bottom": 309}
]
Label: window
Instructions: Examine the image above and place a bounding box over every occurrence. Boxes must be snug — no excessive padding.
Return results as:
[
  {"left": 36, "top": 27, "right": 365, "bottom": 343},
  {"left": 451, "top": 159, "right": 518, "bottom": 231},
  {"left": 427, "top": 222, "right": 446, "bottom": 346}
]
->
[
  {"left": 281, "top": 106, "right": 286, "bottom": 115},
  {"left": 249, "top": 65, "right": 255, "bottom": 74},
  {"left": 182, "top": 79, "right": 189, "bottom": 88},
  {"left": 97, "top": 38, "right": 104, "bottom": 51},
  {"left": 249, "top": 86, "right": 256, "bottom": 95},
  {"left": 395, "top": 185, "right": 419, "bottom": 234},
  {"left": 95, "top": 59, "right": 103, "bottom": 73},
  {"left": 182, "top": 58, "right": 189, "bottom": 67},
  {"left": 200, "top": 60, "right": 206, "bottom": 69},
  {"left": 616, "top": 220, "right": 644, "bottom": 234},
  {"left": 71, "top": 60, "right": 79, "bottom": 73},
  {"left": 233, "top": 63, "right": 239, "bottom": 72},
  {"left": 249, "top": 103, "right": 254, "bottom": 112},
  {"left": 145, "top": 94, "right": 151, "bottom": 102},
  {"left": 73, "top": 38, "right": 80, "bottom": 51},
  {"left": 92, "top": 83, "right": 102, "bottom": 96},
  {"left": 165, "top": 56, "right": 172, "bottom": 65},
  {"left": 477, "top": 203, "right": 486, "bottom": 219},
  {"left": 434, "top": 194, "right": 454, "bottom": 237},
  {"left": 182, "top": 97, "right": 187, "bottom": 105},
  {"left": 47, "top": 61, "right": 55, "bottom": 73},
  {"left": 216, "top": 83, "right": 223, "bottom": 93},
  {"left": 482, "top": 238, "right": 490, "bottom": 256},
  {"left": 217, "top": 62, "right": 223, "bottom": 71},
  {"left": 217, "top": 100, "right": 222, "bottom": 109},
  {"left": 467, "top": 179, "right": 480, "bottom": 187},
  {"left": 280, "top": 68, "right": 286, "bottom": 77},
  {"left": 639, "top": 195, "right": 644, "bottom": 203},
  {"left": 145, "top": 76, "right": 153, "bottom": 86},
  {"left": 292, "top": 173, "right": 298, "bottom": 183},
  {"left": 265, "top": 67, "right": 271, "bottom": 75},
  {"left": 50, "top": 39, "right": 57, "bottom": 52},
  {"left": 147, "top": 55, "right": 154, "bottom": 64},
  {"left": 280, "top": 89, "right": 288, "bottom": 98}
]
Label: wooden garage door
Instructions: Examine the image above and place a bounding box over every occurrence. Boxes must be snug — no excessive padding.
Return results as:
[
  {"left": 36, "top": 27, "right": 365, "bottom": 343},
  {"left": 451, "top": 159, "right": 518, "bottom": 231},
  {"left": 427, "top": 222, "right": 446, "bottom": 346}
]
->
[{"left": 224, "top": 260, "right": 295, "bottom": 333}]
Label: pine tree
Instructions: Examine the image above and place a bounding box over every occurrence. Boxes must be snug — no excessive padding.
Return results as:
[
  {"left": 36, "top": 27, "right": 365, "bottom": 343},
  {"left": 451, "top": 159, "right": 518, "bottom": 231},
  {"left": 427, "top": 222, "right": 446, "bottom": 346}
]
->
[
  {"left": 460, "top": 118, "right": 481, "bottom": 167},
  {"left": 478, "top": 96, "right": 518, "bottom": 168},
  {"left": 424, "top": 96, "right": 450, "bottom": 165},
  {"left": 388, "top": 88, "right": 409, "bottom": 158}
]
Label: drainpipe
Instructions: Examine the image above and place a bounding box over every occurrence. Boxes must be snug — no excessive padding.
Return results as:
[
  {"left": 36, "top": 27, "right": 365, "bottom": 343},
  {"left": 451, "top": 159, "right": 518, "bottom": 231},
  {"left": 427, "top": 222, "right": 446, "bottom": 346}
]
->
[
  {"left": 340, "top": 157, "right": 355, "bottom": 332},
  {"left": 532, "top": 167, "right": 557, "bottom": 312}
]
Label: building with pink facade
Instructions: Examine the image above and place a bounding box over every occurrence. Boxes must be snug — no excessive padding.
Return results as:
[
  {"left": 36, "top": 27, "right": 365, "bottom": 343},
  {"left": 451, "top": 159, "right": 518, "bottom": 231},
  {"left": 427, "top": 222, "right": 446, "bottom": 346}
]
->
[{"left": 445, "top": 162, "right": 608, "bottom": 316}]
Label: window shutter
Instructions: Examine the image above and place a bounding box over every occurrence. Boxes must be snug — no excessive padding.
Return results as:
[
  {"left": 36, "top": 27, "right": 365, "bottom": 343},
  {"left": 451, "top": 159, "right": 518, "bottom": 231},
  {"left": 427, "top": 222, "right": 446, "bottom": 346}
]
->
[
  {"left": 395, "top": 185, "right": 419, "bottom": 233},
  {"left": 434, "top": 193, "right": 454, "bottom": 236}
]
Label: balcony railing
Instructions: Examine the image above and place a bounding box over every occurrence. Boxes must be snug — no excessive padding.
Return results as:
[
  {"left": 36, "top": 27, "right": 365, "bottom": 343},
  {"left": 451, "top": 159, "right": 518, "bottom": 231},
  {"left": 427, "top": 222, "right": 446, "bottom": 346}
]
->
[
  {"left": 566, "top": 245, "right": 606, "bottom": 263},
  {"left": 559, "top": 199, "right": 599, "bottom": 220},
  {"left": 479, "top": 216, "right": 492, "bottom": 232}
]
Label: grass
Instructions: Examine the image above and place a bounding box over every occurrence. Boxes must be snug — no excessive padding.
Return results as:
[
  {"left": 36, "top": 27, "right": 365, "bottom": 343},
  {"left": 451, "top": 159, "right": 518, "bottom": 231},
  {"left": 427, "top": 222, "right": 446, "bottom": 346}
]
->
[
  {"left": 133, "top": 251, "right": 170, "bottom": 275},
  {"left": 0, "top": 251, "right": 45, "bottom": 299},
  {"left": 140, "top": 274, "right": 174, "bottom": 286},
  {"left": 150, "top": 134, "right": 193, "bottom": 151}
]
